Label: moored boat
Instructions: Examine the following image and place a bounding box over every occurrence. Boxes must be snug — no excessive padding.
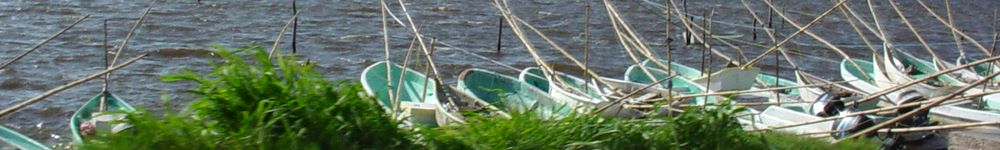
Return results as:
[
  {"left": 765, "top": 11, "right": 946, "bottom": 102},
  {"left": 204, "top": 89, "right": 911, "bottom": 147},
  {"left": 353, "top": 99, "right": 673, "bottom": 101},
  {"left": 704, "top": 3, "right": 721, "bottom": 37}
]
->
[
  {"left": 360, "top": 61, "right": 464, "bottom": 127},
  {"left": 70, "top": 93, "right": 136, "bottom": 144},
  {"left": 456, "top": 68, "right": 573, "bottom": 118},
  {"left": 624, "top": 65, "right": 717, "bottom": 105}
]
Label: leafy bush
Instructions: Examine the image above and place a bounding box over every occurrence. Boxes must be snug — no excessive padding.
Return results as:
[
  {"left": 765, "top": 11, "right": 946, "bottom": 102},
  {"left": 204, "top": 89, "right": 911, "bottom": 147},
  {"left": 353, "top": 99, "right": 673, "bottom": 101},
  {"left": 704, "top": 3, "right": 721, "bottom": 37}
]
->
[
  {"left": 83, "top": 44, "right": 414, "bottom": 149},
  {"left": 81, "top": 44, "right": 877, "bottom": 150}
]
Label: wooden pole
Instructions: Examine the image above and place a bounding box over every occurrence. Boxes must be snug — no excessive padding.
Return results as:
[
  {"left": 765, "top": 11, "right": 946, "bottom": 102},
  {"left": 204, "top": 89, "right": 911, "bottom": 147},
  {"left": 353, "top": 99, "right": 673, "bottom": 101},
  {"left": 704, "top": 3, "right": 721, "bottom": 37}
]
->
[
  {"left": 0, "top": 15, "right": 89, "bottom": 70},
  {"left": 0, "top": 54, "right": 147, "bottom": 118}
]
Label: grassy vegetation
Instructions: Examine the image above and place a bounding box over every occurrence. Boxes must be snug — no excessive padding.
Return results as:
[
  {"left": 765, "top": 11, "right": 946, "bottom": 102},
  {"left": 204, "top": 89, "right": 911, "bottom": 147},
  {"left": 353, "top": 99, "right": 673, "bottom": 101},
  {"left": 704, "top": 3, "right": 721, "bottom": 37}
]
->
[{"left": 80, "top": 44, "right": 878, "bottom": 149}]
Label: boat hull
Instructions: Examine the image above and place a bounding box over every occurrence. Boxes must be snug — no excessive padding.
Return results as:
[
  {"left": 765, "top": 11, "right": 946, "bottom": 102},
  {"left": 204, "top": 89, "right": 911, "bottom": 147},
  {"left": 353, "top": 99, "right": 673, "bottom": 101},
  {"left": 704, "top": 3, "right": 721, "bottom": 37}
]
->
[{"left": 1, "top": 125, "right": 49, "bottom": 150}]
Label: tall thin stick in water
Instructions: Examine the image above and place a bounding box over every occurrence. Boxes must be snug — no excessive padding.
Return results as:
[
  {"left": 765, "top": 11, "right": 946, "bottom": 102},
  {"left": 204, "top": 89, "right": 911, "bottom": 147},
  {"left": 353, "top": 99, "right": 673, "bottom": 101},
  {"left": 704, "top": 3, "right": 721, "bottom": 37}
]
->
[
  {"left": 496, "top": 17, "right": 503, "bottom": 54},
  {"left": 292, "top": 0, "right": 298, "bottom": 54},
  {"left": 664, "top": 0, "right": 673, "bottom": 106},
  {"left": 100, "top": 20, "right": 109, "bottom": 112},
  {"left": 704, "top": 8, "right": 714, "bottom": 101},
  {"left": 0, "top": 15, "right": 89, "bottom": 70},
  {"left": 583, "top": 0, "right": 591, "bottom": 92}
]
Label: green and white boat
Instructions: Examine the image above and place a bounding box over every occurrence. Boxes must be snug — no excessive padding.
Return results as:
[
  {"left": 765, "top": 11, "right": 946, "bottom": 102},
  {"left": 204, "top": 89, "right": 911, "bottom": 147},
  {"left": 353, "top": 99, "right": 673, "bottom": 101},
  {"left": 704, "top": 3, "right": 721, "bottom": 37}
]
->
[
  {"left": 518, "top": 67, "right": 643, "bottom": 117},
  {"left": 1, "top": 125, "right": 49, "bottom": 150},
  {"left": 70, "top": 92, "right": 135, "bottom": 144},
  {"left": 625, "top": 64, "right": 718, "bottom": 105},
  {"left": 840, "top": 59, "right": 881, "bottom": 93},
  {"left": 640, "top": 60, "right": 803, "bottom": 96},
  {"left": 956, "top": 57, "right": 1000, "bottom": 80},
  {"left": 361, "top": 61, "right": 464, "bottom": 127},
  {"left": 639, "top": 60, "right": 759, "bottom": 92},
  {"left": 837, "top": 59, "right": 890, "bottom": 109},
  {"left": 875, "top": 49, "right": 958, "bottom": 94},
  {"left": 456, "top": 68, "right": 573, "bottom": 118},
  {"left": 518, "top": 67, "right": 607, "bottom": 111},
  {"left": 930, "top": 94, "right": 1000, "bottom": 123}
]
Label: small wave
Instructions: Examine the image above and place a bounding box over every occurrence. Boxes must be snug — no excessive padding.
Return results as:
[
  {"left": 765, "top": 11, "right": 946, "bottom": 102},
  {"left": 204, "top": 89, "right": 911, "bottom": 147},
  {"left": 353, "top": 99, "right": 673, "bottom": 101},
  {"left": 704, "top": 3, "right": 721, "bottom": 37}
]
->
[{"left": 153, "top": 48, "right": 216, "bottom": 58}]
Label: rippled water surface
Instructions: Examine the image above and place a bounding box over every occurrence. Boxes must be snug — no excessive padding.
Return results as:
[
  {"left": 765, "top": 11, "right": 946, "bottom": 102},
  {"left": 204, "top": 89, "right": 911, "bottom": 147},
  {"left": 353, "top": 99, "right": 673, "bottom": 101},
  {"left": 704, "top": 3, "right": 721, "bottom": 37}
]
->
[{"left": 0, "top": 0, "right": 998, "bottom": 145}]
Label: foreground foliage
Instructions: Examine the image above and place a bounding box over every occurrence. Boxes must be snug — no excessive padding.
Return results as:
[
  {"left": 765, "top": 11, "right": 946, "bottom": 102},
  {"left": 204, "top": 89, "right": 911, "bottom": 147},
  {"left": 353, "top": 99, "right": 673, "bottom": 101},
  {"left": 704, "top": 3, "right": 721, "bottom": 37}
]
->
[{"left": 81, "top": 44, "right": 877, "bottom": 149}]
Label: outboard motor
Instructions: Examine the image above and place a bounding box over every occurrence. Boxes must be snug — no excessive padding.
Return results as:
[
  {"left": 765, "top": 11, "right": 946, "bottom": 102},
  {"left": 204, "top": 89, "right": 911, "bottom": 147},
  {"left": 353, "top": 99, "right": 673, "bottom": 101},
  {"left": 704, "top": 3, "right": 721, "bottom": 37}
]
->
[
  {"left": 830, "top": 109, "right": 875, "bottom": 139},
  {"left": 892, "top": 90, "right": 931, "bottom": 127},
  {"left": 809, "top": 92, "right": 846, "bottom": 117}
]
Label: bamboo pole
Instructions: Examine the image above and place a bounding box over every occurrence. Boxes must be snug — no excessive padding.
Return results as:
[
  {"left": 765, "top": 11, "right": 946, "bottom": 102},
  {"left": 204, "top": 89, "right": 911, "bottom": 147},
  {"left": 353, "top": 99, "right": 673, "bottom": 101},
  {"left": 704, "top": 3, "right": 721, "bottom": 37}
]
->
[
  {"left": 752, "top": 90, "right": 1000, "bottom": 132},
  {"left": 879, "top": 121, "right": 1000, "bottom": 133},
  {"left": 741, "top": 0, "right": 848, "bottom": 67},
  {"left": 0, "top": 15, "right": 88, "bottom": 70},
  {"left": 750, "top": 0, "right": 874, "bottom": 84},
  {"left": 886, "top": 0, "right": 950, "bottom": 73},
  {"left": 604, "top": 0, "right": 677, "bottom": 74},
  {"left": 944, "top": 0, "right": 965, "bottom": 59},
  {"left": 379, "top": 0, "right": 397, "bottom": 117},
  {"left": 627, "top": 101, "right": 811, "bottom": 109},
  {"left": 593, "top": 75, "right": 675, "bottom": 114},
  {"left": 834, "top": 71, "right": 1000, "bottom": 143},
  {"left": 267, "top": 12, "right": 299, "bottom": 59},
  {"left": 641, "top": 80, "right": 856, "bottom": 103},
  {"left": 846, "top": 56, "right": 1000, "bottom": 107},
  {"left": 508, "top": 17, "right": 622, "bottom": 95},
  {"left": 0, "top": 54, "right": 148, "bottom": 118},
  {"left": 108, "top": 8, "right": 151, "bottom": 67},
  {"left": 492, "top": 1, "right": 576, "bottom": 95},
  {"left": 390, "top": 35, "right": 420, "bottom": 118},
  {"left": 397, "top": 0, "right": 462, "bottom": 114},
  {"left": 914, "top": 0, "right": 993, "bottom": 57}
]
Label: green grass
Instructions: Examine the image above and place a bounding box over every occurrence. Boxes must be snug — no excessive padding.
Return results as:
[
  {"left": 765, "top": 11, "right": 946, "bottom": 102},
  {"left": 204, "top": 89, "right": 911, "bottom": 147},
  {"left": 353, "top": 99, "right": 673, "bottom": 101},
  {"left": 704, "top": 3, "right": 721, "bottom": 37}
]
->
[
  {"left": 82, "top": 44, "right": 414, "bottom": 149},
  {"left": 80, "top": 44, "right": 879, "bottom": 150}
]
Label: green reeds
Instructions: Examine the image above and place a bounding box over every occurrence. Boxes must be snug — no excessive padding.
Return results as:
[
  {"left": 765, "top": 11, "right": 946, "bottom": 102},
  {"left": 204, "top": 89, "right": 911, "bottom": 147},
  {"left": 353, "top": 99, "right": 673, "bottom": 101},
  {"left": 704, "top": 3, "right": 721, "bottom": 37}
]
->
[
  {"left": 82, "top": 44, "right": 877, "bottom": 149},
  {"left": 82, "top": 44, "right": 414, "bottom": 149}
]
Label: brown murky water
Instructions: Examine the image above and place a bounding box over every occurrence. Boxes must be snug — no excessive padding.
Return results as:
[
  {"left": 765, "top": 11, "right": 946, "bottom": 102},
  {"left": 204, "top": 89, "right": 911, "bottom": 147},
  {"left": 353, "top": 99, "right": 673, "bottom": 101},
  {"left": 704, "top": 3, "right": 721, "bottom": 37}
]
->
[{"left": 0, "top": 0, "right": 998, "bottom": 146}]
